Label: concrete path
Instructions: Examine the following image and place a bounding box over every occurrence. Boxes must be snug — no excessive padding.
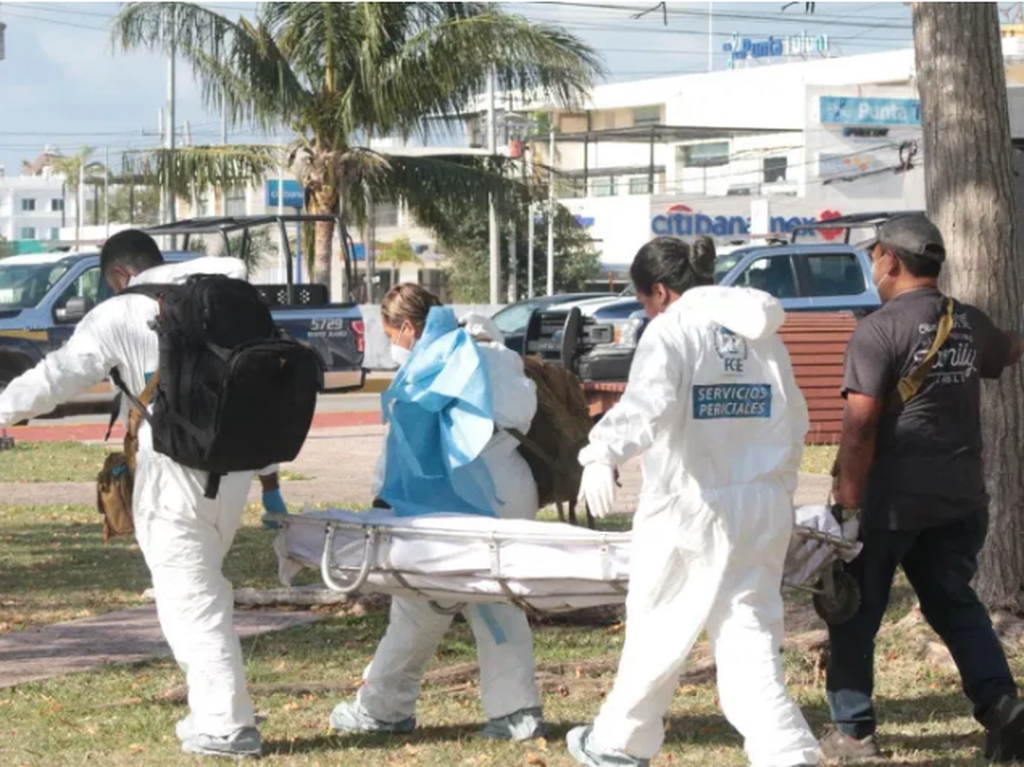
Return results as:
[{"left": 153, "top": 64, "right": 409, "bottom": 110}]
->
[
  {"left": 0, "top": 606, "right": 320, "bottom": 689},
  {"left": 0, "top": 424, "right": 833, "bottom": 510}
]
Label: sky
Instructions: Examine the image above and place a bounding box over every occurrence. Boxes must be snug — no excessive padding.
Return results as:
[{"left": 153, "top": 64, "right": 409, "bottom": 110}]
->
[{"left": 0, "top": 1, "right": 926, "bottom": 175}]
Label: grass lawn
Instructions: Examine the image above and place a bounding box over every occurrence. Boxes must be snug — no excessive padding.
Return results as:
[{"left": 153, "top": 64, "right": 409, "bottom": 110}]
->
[
  {"left": 0, "top": 441, "right": 1010, "bottom": 765},
  {"left": 0, "top": 441, "right": 116, "bottom": 483},
  {"left": 800, "top": 445, "right": 837, "bottom": 476},
  {"left": 0, "top": 441, "right": 313, "bottom": 484}
]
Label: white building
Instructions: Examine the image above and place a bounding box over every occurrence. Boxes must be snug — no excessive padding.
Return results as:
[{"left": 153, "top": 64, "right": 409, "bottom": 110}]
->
[
  {"left": 506, "top": 38, "right": 1024, "bottom": 278},
  {"left": 0, "top": 164, "right": 76, "bottom": 251}
]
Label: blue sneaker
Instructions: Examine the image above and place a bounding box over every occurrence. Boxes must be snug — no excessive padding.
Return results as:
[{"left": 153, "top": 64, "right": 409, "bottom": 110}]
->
[
  {"left": 329, "top": 700, "right": 416, "bottom": 734},
  {"left": 180, "top": 726, "right": 262, "bottom": 759},
  {"left": 566, "top": 726, "right": 649, "bottom": 767},
  {"left": 479, "top": 707, "right": 545, "bottom": 741}
]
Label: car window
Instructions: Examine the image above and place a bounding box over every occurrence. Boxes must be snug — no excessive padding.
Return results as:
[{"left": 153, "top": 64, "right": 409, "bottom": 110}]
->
[
  {"left": 735, "top": 256, "right": 797, "bottom": 298},
  {"left": 714, "top": 253, "right": 744, "bottom": 283},
  {"left": 0, "top": 262, "right": 72, "bottom": 310},
  {"left": 492, "top": 303, "right": 537, "bottom": 335},
  {"left": 797, "top": 253, "right": 865, "bottom": 297},
  {"left": 54, "top": 266, "right": 107, "bottom": 312}
]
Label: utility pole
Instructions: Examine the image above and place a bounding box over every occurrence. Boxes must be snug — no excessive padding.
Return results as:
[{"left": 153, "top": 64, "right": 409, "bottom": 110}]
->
[
  {"left": 158, "top": 107, "right": 165, "bottom": 229},
  {"left": 487, "top": 69, "right": 500, "bottom": 304},
  {"left": 708, "top": 2, "right": 714, "bottom": 72},
  {"left": 546, "top": 125, "right": 555, "bottom": 296},
  {"left": 104, "top": 146, "right": 110, "bottom": 239},
  {"left": 527, "top": 205, "right": 535, "bottom": 299},
  {"left": 220, "top": 92, "right": 228, "bottom": 216},
  {"left": 167, "top": 36, "right": 177, "bottom": 249}
]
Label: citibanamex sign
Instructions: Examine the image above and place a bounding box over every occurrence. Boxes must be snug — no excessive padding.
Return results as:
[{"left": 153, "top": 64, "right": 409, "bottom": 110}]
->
[{"left": 651, "top": 205, "right": 844, "bottom": 241}]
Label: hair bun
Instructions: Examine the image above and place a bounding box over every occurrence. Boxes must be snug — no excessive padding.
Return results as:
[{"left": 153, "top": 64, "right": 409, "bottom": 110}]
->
[{"left": 690, "top": 236, "right": 717, "bottom": 279}]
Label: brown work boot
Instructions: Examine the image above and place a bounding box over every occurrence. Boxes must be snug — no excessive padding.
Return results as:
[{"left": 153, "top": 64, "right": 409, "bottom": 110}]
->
[
  {"left": 818, "top": 726, "right": 881, "bottom": 762},
  {"left": 983, "top": 695, "right": 1024, "bottom": 762}
]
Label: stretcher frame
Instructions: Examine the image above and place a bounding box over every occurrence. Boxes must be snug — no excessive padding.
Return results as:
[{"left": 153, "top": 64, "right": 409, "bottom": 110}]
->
[{"left": 281, "top": 513, "right": 860, "bottom": 620}]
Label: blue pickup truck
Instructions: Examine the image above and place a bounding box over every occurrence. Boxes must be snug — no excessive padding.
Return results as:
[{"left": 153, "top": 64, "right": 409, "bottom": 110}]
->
[
  {"left": 0, "top": 250, "right": 364, "bottom": 411},
  {"left": 525, "top": 241, "right": 881, "bottom": 383}
]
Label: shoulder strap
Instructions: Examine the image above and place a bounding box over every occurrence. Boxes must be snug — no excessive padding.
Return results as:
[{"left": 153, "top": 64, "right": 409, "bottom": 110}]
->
[
  {"left": 894, "top": 297, "right": 955, "bottom": 405},
  {"left": 109, "top": 367, "right": 158, "bottom": 427}
]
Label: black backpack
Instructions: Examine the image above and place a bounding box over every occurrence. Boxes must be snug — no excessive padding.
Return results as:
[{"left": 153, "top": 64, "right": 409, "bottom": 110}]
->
[{"left": 112, "top": 273, "right": 324, "bottom": 498}]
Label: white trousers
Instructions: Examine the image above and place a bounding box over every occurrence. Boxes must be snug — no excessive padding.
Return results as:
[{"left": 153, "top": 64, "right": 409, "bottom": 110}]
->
[
  {"left": 357, "top": 595, "right": 542, "bottom": 722},
  {"left": 590, "top": 481, "right": 819, "bottom": 766},
  {"left": 133, "top": 447, "right": 256, "bottom": 737}
]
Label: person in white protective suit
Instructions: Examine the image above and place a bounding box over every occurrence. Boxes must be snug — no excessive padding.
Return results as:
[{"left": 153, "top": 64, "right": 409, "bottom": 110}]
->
[
  {"left": 330, "top": 283, "right": 546, "bottom": 741},
  {"left": 567, "top": 237, "right": 820, "bottom": 767},
  {"left": 0, "top": 230, "right": 280, "bottom": 759}
]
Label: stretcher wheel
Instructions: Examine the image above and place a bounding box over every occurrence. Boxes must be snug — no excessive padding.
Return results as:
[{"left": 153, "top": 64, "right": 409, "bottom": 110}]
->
[{"left": 813, "top": 565, "right": 860, "bottom": 625}]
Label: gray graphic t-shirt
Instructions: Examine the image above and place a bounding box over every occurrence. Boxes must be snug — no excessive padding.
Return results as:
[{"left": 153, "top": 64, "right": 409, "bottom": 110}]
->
[{"left": 842, "top": 287, "right": 1011, "bottom": 529}]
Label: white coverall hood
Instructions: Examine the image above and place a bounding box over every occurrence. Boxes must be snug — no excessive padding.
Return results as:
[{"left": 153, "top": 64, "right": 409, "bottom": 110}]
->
[
  {"left": 674, "top": 285, "right": 785, "bottom": 341},
  {"left": 577, "top": 284, "right": 817, "bottom": 766},
  {"left": 130, "top": 256, "right": 247, "bottom": 286}
]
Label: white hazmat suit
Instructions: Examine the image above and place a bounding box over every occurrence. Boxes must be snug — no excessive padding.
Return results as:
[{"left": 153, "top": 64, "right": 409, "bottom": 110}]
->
[
  {"left": 0, "top": 257, "right": 265, "bottom": 741},
  {"left": 355, "top": 313, "right": 543, "bottom": 727},
  {"left": 575, "top": 287, "right": 818, "bottom": 766}
]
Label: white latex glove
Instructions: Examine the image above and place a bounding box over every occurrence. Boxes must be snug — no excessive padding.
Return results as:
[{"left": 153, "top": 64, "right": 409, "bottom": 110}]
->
[{"left": 578, "top": 463, "right": 617, "bottom": 519}]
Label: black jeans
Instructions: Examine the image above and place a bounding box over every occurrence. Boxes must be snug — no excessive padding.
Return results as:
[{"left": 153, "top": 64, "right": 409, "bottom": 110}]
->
[{"left": 826, "top": 511, "right": 1017, "bottom": 738}]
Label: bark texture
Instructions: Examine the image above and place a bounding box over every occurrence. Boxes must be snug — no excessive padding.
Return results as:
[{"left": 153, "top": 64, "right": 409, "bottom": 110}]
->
[{"left": 913, "top": 2, "right": 1024, "bottom": 611}]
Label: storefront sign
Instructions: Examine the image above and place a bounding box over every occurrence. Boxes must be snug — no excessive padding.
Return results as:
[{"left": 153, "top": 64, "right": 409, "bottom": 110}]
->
[
  {"left": 819, "top": 96, "right": 921, "bottom": 126},
  {"left": 651, "top": 204, "right": 845, "bottom": 241},
  {"left": 265, "top": 179, "right": 304, "bottom": 209},
  {"left": 723, "top": 30, "right": 829, "bottom": 68}
]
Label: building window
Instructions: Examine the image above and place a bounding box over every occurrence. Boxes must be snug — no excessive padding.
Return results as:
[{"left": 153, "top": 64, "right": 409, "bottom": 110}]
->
[
  {"left": 49, "top": 227, "right": 60, "bottom": 240},
  {"left": 678, "top": 141, "right": 730, "bottom": 168},
  {"left": 51, "top": 198, "right": 64, "bottom": 212},
  {"left": 633, "top": 105, "right": 662, "bottom": 127},
  {"left": 20, "top": 227, "right": 37, "bottom": 240},
  {"left": 225, "top": 188, "right": 247, "bottom": 216},
  {"left": 373, "top": 200, "right": 399, "bottom": 228},
  {"left": 591, "top": 177, "right": 616, "bottom": 197},
  {"left": 20, "top": 198, "right": 36, "bottom": 212},
  {"left": 629, "top": 177, "right": 652, "bottom": 195},
  {"left": 763, "top": 156, "right": 788, "bottom": 183}
]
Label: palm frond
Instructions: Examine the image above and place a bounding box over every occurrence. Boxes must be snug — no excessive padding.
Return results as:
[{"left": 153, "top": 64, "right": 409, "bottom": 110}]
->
[
  {"left": 371, "top": 153, "right": 538, "bottom": 245},
  {"left": 121, "top": 144, "right": 281, "bottom": 198},
  {"left": 115, "top": 2, "right": 310, "bottom": 132}
]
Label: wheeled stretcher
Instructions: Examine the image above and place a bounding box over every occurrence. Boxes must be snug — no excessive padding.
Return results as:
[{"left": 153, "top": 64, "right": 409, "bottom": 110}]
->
[{"left": 274, "top": 505, "right": 862, "bottom": 621}]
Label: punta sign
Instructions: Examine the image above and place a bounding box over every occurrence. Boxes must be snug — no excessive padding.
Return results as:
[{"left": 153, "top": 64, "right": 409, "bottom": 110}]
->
[{"left": 651, "top": 204, "right": 844, "bottom": 240}]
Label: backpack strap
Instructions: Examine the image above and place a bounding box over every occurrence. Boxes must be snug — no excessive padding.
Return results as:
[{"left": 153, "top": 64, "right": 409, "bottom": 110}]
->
[
  {"left": 109, "top": 368, "right": 158, "bottom": 426},
  {"left": 505, "top": 426, "right": 559, "bottom": 470},
  {"left": 891, "top": 297, "right": 955, "bottom": 407}
]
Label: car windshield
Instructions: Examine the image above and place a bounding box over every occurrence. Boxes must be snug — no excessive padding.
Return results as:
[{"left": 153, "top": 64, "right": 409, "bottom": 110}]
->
[
  {"left": 713, "top": 253, "right": 744, "bottom": 283},
  {"left": 0, "top": 261, "right": 72, "bottom": 310},
  {"left": 492, "top": 301, "right": 540, "bottom": 335}
]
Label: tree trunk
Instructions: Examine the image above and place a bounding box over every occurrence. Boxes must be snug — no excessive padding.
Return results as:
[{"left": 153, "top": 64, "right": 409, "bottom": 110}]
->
[
  {"left": 308, "top": 186, "right": 337, "bottom": 287},
  {"left": 913, "top": 2, "right": 1024, "bottom": 611}
]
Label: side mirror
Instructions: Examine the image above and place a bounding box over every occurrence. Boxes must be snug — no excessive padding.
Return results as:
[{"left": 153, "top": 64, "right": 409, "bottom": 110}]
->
[{"left": 58, "top": 296, "right": 93, "bottom": 322}]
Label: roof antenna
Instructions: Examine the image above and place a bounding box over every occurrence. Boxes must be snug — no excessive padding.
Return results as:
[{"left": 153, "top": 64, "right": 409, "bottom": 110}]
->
[
  {"left": 781, "top": 2, "right": 816, "bottom": 11},
  {"left": 631, "top": 1, "right": 668, "bottom": 26}
]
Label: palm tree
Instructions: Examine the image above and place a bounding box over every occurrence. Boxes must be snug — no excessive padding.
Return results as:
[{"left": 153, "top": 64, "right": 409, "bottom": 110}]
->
[
  {"left": 50, "top": 147, "right": 105, "bottom": 247},
  {"left": 114, "top": 2, "right": 602, "bottom": 289}
]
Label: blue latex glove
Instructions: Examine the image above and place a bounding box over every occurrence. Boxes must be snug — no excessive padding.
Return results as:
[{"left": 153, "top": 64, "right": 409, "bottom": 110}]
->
[{"left": 261, "top": 489, "right": 289, "bottom": 529}]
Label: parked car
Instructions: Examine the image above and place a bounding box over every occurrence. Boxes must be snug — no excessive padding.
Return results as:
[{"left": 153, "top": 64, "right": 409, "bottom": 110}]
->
[
  {"left": 0, "top": 250, "right": 365, "bottom": 414},
  {"left": 491, "top": 293, "right": 610, "bottom": 354},
  {"left": 525, "top": 240, "right": 881, "bottom": 383}
]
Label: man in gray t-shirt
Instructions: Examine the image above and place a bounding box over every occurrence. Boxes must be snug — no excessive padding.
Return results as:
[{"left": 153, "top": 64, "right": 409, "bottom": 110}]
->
[{"left": 821, "top": 213, "right": 1024, "bottom": 763}]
